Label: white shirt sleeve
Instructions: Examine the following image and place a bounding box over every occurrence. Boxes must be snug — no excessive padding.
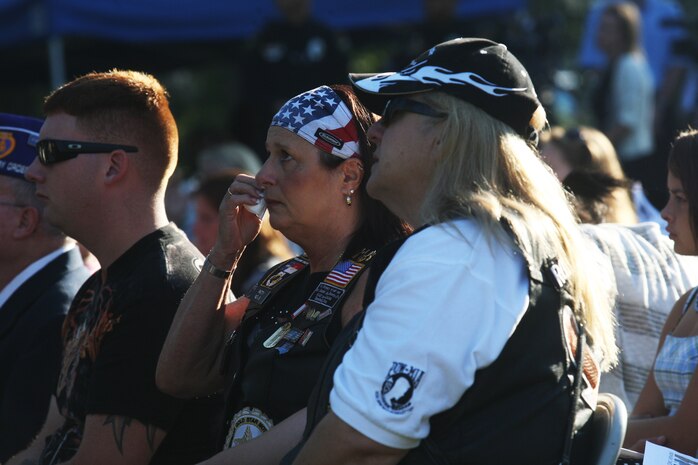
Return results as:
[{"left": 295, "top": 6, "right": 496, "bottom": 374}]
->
[{"left": 329, "top": 220, "right": 529, "bottom": 449}]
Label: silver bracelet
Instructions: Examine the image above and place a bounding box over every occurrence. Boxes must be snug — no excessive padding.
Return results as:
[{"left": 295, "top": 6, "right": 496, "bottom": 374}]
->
[{"left": 202, "top": 256, "right": 232, "bottom": 279}]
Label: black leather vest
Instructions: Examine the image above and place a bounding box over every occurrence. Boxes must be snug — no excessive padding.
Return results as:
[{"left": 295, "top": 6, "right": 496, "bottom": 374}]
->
[
  {"left": 219, "top": 249, "right": 375, "bottom": 449},
  {"left": 284, "top": 223, "right": 597, "bottom": 465}
]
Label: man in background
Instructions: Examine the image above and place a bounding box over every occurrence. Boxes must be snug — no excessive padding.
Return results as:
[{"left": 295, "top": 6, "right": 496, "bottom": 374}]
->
[{"left": 0, "top": 113, "right": 89, "bottom": 462}]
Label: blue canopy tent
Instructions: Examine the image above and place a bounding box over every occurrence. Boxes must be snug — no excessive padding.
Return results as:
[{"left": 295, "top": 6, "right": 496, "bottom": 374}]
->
[
  {"left": 2, "top": 0, "right": 526, "bottom": 43},
  {"left": 1, "top": 0, "right": 526, "bottom": 86}
]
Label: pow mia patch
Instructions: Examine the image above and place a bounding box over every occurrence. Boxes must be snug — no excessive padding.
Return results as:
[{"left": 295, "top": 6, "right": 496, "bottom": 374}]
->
[
  {"left": 375, "top": 362, "right": 425, "bottom": 414},
  {"left": 224, "top": 407, "right": 274, "bottom": 448}
]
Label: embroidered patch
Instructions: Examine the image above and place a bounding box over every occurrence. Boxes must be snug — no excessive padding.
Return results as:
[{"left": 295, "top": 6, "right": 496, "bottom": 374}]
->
[
  {"left": 0, "top": 132, "right": 16, "bottom": 159},
  {"left": 249, "top": 285, "right": 272, "bottom": 304},
  {"left": 375, "top": 362, "right": 425, "bottom": 414},
  {"left": 225, "top": 407, "right": 274, "bottom": 448},
  {"left": 325, "top": 260, "right": 364, "bottom": 288},
  {"left": 308, "top": 282, "right": 345, "bottom": 308},
  {"left": 263, "top": 270, "right": 286, "bottom": 288},
  {"left": 281, "top": 261, "right": 305, "bottom": 274}
]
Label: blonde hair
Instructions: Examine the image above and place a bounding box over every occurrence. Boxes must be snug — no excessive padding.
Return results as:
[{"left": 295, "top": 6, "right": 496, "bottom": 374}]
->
[
  {"left": 420, "top": 93, "right": 617, "bottom": 368},
  {"left": 541, "top": 126, "right": 637, "bottom": 225}
]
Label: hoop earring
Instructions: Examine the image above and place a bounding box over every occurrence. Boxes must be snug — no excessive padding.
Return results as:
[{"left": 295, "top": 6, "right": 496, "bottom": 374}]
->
[{"left": 345, "top": 189, "right": 354, "bottom": 206}]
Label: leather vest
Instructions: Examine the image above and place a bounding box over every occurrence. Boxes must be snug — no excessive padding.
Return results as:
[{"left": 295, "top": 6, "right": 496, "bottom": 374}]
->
[
  {"left": 219, "top": 248, "right": 376, "bottom": 449},
  {"left": 285, "top": 223, "right": 598, "bottom": 465}
]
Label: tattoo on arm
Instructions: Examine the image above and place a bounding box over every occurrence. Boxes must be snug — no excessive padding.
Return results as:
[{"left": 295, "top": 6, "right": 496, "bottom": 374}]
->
[
  {"left": 102, "top": 415, "right": 160, "bottom": 454},
  {"left": 102, "top": 415, "right": 133, "bottom": 455}
]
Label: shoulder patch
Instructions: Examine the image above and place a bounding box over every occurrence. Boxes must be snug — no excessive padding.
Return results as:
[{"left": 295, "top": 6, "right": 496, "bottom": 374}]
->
[{"left": 375, "top": 361, "right": 425, "bottom": 414}]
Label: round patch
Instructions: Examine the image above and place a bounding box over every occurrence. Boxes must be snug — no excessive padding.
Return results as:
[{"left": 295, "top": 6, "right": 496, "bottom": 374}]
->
[
  {"left": 0, "top": 132, "right": 16, "bottom": 159},
  {"left": 224, "top": 407, "right": 274, "bottom": 448},
  {"left": 375, "top": 362, "right": 425, "bottom": 414}
]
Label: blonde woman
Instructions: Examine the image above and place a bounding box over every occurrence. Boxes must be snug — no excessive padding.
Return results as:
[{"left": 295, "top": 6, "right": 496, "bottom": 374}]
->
[{"left": 284, "top": 38, "right": 618, "bottom": 465}]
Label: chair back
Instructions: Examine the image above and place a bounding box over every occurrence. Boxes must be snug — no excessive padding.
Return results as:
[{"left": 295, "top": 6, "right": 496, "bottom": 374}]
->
[{"left": 586, "top": 393, "right": 628, "bottom": 465}]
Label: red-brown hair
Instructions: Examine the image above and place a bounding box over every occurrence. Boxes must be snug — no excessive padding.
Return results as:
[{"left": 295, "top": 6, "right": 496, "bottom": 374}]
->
[{"left": 44, "top": 69, "right": 178, "bottom": 191}]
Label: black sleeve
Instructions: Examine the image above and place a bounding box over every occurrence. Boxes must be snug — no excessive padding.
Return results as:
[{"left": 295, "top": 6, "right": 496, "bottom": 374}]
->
[
  {"left": 0, "top": 312, "right": 64, "bottom": 462},
  {"left": 85, "top": 296, "right": 183, "bottom": 430}
]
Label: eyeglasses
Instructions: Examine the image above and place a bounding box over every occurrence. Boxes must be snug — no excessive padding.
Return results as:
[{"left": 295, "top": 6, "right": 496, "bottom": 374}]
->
[
  {"left": 36, "top": 139, "right": 138, "bottom": 165},
  {"left": 381, "top": 98, "right": 448, "bottom": 127}
]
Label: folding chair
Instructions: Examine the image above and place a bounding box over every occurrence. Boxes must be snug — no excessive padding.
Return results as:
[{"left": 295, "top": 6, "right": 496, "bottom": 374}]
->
[{"left": 586, "top": 393, "right": 628, "bottom": 465}]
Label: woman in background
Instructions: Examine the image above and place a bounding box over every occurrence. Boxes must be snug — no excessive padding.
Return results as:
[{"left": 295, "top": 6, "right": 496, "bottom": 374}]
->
[
  {"left": 540, "top": 125, "right": 696, "bottom": 410},
  {"left": 540, "top": 125, "right": 637, "bottom": 225},
  {"left": 592, "top": 1, "right": 659, "bottom": 206},
  {"left": 624, "top": 128, "right": 698, "bottom": 456}
]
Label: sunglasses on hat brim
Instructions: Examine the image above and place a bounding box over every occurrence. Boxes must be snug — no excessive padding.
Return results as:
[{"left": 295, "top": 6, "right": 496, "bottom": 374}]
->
[{"left": 36, "top": 139, "right": 138, "bottom": 165}]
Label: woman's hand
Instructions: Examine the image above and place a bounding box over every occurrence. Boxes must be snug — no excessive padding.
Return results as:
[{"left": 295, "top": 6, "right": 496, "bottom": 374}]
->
[
  {"left": 626, "top": 436, "right": 667, "bottom": 453},
  {"left": 210, "top": 174, "right": 264, "bottom": 267}
]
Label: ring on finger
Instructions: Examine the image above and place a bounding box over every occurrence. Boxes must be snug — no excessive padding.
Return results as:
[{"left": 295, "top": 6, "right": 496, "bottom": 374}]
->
[{"left": 227, "top": 187, "right": 234, "bottom": 197}]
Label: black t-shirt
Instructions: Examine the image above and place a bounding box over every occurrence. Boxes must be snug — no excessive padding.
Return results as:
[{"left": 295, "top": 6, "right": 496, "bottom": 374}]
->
[{"left": 42, "top": 224, "right": 219, "bottom": 465}]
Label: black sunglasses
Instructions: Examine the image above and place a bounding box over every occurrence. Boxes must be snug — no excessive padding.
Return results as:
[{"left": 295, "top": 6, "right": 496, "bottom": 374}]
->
[
  {"left": 381, "top": 98, "right": 448, "bottom": 127},
  {"left": 36, "top": 139, "right": 138, "bottom": 165}
]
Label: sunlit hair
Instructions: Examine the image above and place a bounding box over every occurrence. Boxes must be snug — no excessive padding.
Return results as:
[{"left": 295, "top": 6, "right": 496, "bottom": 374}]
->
[
  {"left": 43, "top": 69, "right": 178, "bottom": 194},
  {"left": 316, "top": 84, "right": 412, "bottom": 253},
  {"left": 540, "top": 126, "right": 637, "bottom": 224},
  {"left": 419, "top": 92, "right": 617, "bottom": 368},
  {"left": 667, "top": 128, "right": 698, "bottom": 239},
  {"left": 603, "top": 2, "right": 643, "bottom": 54}
]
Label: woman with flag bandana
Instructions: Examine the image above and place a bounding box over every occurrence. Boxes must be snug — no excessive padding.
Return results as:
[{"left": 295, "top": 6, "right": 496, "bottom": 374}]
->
[{"left": 156, "top": 84, "right": 410, "bottom": 463}]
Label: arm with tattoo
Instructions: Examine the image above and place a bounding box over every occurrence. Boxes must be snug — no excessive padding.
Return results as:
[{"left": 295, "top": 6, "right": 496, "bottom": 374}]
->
[{"left": 65, "top": 414, "right": 166, "bottom": 465}]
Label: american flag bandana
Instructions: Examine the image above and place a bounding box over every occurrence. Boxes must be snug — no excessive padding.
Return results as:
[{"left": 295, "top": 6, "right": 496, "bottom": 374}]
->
[{"left": 271, "top": 85, "right": 360, "bottom": 160}]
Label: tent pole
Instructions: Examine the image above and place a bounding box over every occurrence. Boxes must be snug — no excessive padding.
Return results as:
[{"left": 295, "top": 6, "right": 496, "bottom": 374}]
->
[{"left": 48, "top": 35, "right": 66, "bottom": 89}]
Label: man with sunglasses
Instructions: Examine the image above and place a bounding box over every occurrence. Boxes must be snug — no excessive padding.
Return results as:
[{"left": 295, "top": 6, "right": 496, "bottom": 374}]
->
[
  {"left": 0, "top": 113, "right": 89, "bottom": 463},
  {"left": 11, "top": 71, "right": 219, "bottom": 465}
]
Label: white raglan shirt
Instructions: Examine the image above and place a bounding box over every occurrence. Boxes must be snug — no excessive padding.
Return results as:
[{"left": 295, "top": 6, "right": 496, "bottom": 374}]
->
[{"left": 330, "top": 219, "right": 529, "bottom": 449}]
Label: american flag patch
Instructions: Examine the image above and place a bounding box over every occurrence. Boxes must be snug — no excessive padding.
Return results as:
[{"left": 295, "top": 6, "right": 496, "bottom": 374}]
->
[{"left": 326, "top": 260, "right": 363, "bottom": 288}]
